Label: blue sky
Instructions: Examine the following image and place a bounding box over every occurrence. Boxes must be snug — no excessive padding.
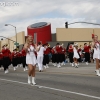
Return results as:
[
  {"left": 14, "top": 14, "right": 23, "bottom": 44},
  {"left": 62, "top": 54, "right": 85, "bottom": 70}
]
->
[{"left": 0, "top": 0, "right": 100, "bottom": 37}]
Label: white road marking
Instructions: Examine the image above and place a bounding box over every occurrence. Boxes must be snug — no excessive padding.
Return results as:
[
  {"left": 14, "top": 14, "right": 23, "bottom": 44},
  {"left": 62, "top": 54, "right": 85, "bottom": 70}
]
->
[{"left": 0, "top": 78, "right": 100, "bottom": 100}]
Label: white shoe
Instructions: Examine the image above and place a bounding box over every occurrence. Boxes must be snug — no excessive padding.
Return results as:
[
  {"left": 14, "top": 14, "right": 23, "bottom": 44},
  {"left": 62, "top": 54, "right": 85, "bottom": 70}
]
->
[
  {"left": 5, "top": 70, "right": 9, "bottom": 74},
  {"left": 86, "top": 62, "right": 89, "bottom": 65},
  {"left": 1, "top": 66, "right": 3, "bottom": 69},
  {"left": 44, "top": 66, "right": 47, "bottom": 69},
  {"left": 14, "top": 67, "right": 16, "bottom": 71},
  {"left": 96, "top": 70, "right": 100, "bottom": 76},
  {"left": 54, "top": 63, "right": 57, "bottom": 67},
  {"left": 59, "top": 63, "right": 61, "bottom": 67},
  {"left": 28, "top": 76, "right": 31, "bottom": 84},
  {"left": 46, "top": 64, "right": 49, "bottom": 68},
  {"left": 32, "top": 77, "right": 36, "bottom": 85},
  {"left": 63, "top": 63, "right": 66, "bottom": 65},
  {"left": 24, "top": 68, "right": 26, "bottom": 71},
  {"left": 72, "top": 63, "right": 74, "bottom": 67},
  {"left": 57, "top": 65, "right": 60, "bottom": 68},
  {"left": 59, "top": 65, "right": 61, "bottom": 68},
  {"left": 11, "top": 64, "right": 13, "bottom": 67},
  {"left": 75, "top": 63, "right": 78, "bottom": 68},
  {"left": 20, "top": 64, "right": 22, "bottom": 67},
  {"left": 61, "top": 62, "right": 64, "bottom": 66},
  {"left": 25, "top": 67, "right": 28, "bottom": 71},
  {"left": 57, "top": 64, "right": 61, "bottom": 68},
  {"left": 16, "top": 65, "right": 19, "bottom": 68}
]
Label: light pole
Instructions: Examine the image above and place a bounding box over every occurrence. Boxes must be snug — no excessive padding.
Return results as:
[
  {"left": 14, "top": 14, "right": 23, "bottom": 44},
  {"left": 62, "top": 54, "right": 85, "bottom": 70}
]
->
[{"left": 5, "top": 24, "right": 17, "bottom": 48}]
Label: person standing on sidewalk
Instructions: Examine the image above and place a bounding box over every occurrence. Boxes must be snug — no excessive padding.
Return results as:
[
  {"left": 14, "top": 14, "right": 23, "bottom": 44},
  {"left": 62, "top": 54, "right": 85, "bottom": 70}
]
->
[
  {"left": 24, "top": 35, "right": 39, "bottom": 85},
  {"left": 92, "top": 34, "right": 100, "bottom": 76}
]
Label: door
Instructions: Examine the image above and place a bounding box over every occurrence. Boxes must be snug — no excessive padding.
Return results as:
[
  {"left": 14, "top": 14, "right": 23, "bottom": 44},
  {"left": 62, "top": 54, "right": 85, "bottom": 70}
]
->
[{"left": 34, "top": 33, "right": 37, "bottom": 44}]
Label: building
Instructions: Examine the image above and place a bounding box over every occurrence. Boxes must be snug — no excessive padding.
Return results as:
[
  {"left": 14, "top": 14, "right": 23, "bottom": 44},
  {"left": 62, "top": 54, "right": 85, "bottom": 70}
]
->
[
  {"left": 0, "top": 31, "right": 25, "bottom": 52},
  {"left": 1, "top": 22, "right": 100, "bottom": 51},
  {"left": 55, "top": 28, "right": 100, "bottom": 46},
  {"left": 27, "top": 22, "right": 51, "bottom": 44}
]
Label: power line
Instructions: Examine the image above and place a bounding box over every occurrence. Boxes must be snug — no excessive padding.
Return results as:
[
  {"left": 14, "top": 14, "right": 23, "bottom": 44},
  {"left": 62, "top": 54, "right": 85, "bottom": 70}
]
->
[
  {"left": 68, "top": 22, "right": 100, "bottom": 26},
  {"left": 0, "top": 36, "right": 16, "bottom": 42}
]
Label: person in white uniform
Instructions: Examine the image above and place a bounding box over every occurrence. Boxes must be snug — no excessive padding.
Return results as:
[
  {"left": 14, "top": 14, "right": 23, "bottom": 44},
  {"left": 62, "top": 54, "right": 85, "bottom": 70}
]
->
[
  {"left": 24, "top": 35, "right": 39, "bottom": 85},
  {"left": 73, "top": 43, "right": 80, "bottom": 68},
  {"left": 37, "top": 42, "right": 46, "bottom": 72},
  {"left": 92, "top": 34, "right": 100, "bottom": 76}
]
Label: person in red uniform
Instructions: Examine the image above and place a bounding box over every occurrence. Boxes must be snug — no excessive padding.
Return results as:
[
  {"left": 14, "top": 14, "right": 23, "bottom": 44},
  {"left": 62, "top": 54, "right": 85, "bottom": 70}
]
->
[
  {"left": 21, "top": 46, "right": 28, "bottom": 71},
  {"left": 68, "top": 44, "right": 74, "bottom": 66},
  {"left": 78, "top": 45, "right": 82, "bottom": 63},
  {"left": 43, "top": 43, "right": 51, "bottom": 69},
  {"left": 16, "top": 49, "right": 22, "bottom": 68},
  {"left": 51, "top": 46, "right": 57, "bottom": 67},
  {"left": 0, "top": 52, "right": 3, "bottom": 70},
  {"left": 84, "top": 43, "right": 91, "bottom": 65},
  {"left": 61, "top": 44, "right": 66, "bottom": 66},
  {"left": 11, "top": 49, "right": 17, "bottom": 71},
  {"left": 55, "top": 43, "right": 62, "bottom": 68},
  {"left": 2, "top": 44, "right": 11, "bottom": 74}
]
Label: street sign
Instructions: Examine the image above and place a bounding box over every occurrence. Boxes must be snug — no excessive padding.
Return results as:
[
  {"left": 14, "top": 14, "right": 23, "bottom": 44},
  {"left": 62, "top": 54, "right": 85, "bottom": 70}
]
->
[{"left": 14, "top": 42, "right": 19, "bottom": 46}]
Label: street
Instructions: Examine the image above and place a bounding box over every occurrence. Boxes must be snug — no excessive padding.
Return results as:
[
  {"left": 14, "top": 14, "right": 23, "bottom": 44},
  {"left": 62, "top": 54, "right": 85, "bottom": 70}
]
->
[{"left": 0, "top": 63, "right": 100, "bottom": 100}]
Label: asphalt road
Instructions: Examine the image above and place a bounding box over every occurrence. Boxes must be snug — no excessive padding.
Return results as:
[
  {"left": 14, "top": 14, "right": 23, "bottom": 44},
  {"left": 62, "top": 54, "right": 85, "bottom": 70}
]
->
[{"left": 0, "top": 63, "right": 100, "bottom": 100}]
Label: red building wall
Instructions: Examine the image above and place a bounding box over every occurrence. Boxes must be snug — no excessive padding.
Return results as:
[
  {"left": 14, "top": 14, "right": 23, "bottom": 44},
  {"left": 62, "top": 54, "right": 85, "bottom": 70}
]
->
[{"left": 27, "top": 23, "right": 51, "bottom": 44}]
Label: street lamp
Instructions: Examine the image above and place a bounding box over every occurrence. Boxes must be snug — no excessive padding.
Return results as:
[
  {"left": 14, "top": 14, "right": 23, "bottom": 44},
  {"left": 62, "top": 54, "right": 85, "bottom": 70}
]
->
[{"left": 5, "top": 24, "right": 18, "bottom": 48}]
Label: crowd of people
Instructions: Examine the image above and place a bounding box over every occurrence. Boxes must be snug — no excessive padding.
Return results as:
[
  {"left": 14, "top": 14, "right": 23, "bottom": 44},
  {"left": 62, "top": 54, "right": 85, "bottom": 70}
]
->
[{"left": 0, "top": 34, "right": 100, "bottom": 85}]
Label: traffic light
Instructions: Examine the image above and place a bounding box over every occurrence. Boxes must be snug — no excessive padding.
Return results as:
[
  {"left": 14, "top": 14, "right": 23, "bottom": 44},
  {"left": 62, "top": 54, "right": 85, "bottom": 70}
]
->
[{"left": 65, "top": 22, "right": 68, "bottom": 28}]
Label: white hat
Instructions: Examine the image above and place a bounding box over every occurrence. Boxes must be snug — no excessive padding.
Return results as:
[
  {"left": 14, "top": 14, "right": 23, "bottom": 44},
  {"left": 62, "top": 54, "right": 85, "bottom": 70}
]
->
[{"left": 74, "top": 43, "right": 78, "bottom": 46}]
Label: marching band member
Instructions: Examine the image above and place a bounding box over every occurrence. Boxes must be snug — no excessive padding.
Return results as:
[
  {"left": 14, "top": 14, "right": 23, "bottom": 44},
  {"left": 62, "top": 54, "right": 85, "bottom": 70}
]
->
[
  {"left": 2, "top": 44, "right": 11, "bottom": 74},
  {"left": 0, "top": 52, "right": 3, "bottom": 70},
  {"left": 55, "top": 43, "right": 62, "bottom": 68},
  {"left": 51, "top": 46, "right": 57, "bottom": 67},
  {"left": 61, "top": 43, "right": 66, "bottom": 66},
  {"left": 68, "top": 44, "right": 74, "bottom": 66},
  {"left": 84, "top": 43, "right": 91, "bottom": 65},
  {"left": 12, "top": 49, "right": 17, "bottom": 71},
  {"left": 24, "top": 35, "right": 38, "bottom": 85},
  {"left": 21, "top": 47, "right": 28, "bottom": 71},
  {"left": 43, "top": 43, "right": 51, "bottom": 69},
  {"left": 37, "top": 42, "right": 46, "bottom": 72},
  {"left": 92, "top": 34, "right": 100, "bottom": 76},
  {"left": 78, "top": 45, "right": 82, "bottom": 63},
  {"left": 73, "top": 43, "right": 80, "bottom": 68},
  {"left": 16, "top": 50, "right": 23, "bottom": 68}
]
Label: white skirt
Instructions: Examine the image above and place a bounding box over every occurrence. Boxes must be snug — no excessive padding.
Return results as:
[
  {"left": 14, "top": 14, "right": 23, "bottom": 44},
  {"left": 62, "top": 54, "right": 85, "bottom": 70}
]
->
[
  {"left": 26, "top": 53, "right": 37, "bottom": 66},
  {"left": 93, "top": 52, "right": 100, "bottom": 60},
  {"left": 73, "top": 52, "right": 79, "bottom": 59}
]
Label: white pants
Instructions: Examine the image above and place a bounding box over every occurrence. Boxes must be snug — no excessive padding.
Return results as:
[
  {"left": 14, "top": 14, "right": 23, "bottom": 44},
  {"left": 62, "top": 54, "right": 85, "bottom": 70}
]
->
[{"left": 37, "top": 56, "right": 43, "bottom": 71}]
